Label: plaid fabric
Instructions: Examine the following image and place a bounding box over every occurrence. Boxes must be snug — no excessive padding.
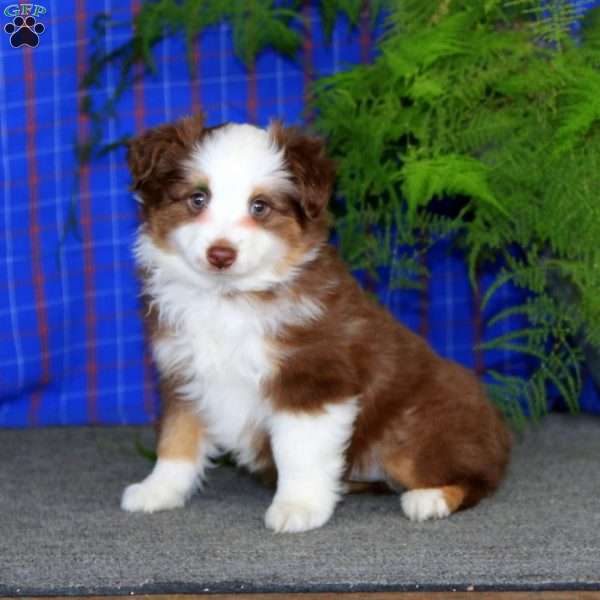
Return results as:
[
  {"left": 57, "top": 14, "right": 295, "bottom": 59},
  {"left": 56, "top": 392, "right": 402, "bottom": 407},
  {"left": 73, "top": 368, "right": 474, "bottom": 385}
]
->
[{"left": 1, "top": 1, "right": 598, "bottom": 427}]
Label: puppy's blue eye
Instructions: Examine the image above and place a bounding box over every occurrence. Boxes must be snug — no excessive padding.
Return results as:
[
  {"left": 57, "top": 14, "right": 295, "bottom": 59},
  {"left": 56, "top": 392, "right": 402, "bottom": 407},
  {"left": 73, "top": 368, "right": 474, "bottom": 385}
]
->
[
  {"left": 250, "top": 198, "right": 271, "bottom": 219},
  {"left": 188, "top": 190, "right": 209, "bottom": 212}
]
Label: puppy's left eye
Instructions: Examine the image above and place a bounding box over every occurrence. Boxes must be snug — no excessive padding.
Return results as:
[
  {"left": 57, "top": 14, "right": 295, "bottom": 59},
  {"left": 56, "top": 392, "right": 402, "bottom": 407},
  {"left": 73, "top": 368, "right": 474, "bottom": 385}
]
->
[{"left": 249, "top": 198, "right": 271, "bottom": 219}]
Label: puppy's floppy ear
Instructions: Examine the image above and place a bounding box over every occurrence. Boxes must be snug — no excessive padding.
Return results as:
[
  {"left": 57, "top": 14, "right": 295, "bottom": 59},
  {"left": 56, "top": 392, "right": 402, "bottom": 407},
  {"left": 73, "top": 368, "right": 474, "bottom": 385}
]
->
[
  {"left": 269, "top": 121, "right": 336, "bottom": 219},
  {"left": 127, "top": 113, "right": 205, "bottom": 195}
]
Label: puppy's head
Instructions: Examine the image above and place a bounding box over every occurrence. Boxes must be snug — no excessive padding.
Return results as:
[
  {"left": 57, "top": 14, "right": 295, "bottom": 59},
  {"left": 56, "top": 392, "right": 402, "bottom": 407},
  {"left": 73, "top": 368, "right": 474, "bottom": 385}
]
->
[{"left": 128, "top": 115, "right": 335, "bottom": 292}]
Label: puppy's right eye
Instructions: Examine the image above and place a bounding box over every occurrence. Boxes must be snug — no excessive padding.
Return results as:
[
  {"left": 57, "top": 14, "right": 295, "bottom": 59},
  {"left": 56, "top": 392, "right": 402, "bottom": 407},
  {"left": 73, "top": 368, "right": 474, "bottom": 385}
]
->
[{"left": 188, "top": 190, "right": 210, "bottom": 212}]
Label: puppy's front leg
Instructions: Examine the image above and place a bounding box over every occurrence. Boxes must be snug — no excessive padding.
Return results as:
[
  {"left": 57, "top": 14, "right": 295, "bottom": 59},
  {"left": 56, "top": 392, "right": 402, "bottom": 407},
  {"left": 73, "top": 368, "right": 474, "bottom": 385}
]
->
[
  {"left": 265, "top": 400, "right": 359, "bottom": 533},
  {"left": 121, "top": 390, "right": 208, "bottom": 513}
]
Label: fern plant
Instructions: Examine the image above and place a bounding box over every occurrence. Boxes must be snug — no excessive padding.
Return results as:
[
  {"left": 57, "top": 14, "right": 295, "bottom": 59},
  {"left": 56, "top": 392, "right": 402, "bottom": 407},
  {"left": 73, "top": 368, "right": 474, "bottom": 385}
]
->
[
  {"left": 313, "top": 0, "right": 600, "bottom": 424},
  {"left": 81, "top": 0, "right": 383, "bottom": 161}
]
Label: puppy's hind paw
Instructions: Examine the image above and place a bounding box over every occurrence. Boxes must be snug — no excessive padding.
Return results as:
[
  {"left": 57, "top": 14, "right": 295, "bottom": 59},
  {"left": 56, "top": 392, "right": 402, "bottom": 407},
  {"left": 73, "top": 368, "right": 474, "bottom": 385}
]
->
[{"left": 401, "top": 488, "right": 451, "bottom": 522}]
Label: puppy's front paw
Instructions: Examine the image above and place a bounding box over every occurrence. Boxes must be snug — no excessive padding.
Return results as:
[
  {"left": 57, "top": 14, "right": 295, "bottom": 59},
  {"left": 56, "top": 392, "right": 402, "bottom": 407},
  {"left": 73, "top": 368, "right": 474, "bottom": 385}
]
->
[
  {"left": 401, "top": 488, "right": 450, "bottom": 522},
  {"left": 265, "top": 499, "right": 333, "bottom": 533},
  {"left": 121, "top": 479, "right": 187, "bottom": 513},
  {"left": 121, "top": 459, "right": 199, "bottom": 513}
]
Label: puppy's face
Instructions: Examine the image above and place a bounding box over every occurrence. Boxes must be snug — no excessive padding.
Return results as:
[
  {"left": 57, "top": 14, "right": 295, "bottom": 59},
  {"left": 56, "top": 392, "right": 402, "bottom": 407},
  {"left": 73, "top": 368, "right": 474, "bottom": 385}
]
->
[{"left": 128, "top": 116, "right": 335, "bottom": 292}]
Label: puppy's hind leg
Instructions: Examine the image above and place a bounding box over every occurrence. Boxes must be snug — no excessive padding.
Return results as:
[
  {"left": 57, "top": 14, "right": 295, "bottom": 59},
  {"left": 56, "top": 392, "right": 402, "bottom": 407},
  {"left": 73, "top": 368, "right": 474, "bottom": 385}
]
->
[
  {"left": 381, "top": 453, "right": 486, "bottom": 522},
  {"left": 400, "top": 485, "right": 470, "bottom": 522},
  {"left": 379, "top": 364, "right": 511, "bottom": 522},
  {"left": 121, "top": 392, "right": 208, "bottom": 513}
]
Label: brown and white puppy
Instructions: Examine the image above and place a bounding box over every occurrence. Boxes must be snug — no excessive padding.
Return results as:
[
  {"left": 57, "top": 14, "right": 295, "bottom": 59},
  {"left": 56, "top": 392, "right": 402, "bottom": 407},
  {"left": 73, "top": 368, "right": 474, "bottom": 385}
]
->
[{"left": 122, "top": 114, "right": 511, "bottom": 532}]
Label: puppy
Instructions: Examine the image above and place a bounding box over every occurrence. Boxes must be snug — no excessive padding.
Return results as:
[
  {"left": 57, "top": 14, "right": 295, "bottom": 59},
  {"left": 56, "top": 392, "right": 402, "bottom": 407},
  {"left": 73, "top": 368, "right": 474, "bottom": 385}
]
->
[{"left": 121, "top": 114, "right": 511, "bottom": 532}]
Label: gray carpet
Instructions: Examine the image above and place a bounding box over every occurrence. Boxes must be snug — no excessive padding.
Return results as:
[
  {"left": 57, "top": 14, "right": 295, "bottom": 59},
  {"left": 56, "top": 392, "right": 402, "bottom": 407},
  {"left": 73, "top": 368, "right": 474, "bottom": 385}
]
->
[{"left": 1, "top": 415, "right": 599, "bottom": 596}]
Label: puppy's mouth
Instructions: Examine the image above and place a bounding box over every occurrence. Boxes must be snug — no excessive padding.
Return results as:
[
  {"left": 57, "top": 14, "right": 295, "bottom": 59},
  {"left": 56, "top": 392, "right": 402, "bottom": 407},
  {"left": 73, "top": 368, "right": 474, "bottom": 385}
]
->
[
  {"left": 182, "top": 254, "right": 240, "bottom": 279},
  {"left": 207, "top": 264, "right": 236, "bottom": 274}
]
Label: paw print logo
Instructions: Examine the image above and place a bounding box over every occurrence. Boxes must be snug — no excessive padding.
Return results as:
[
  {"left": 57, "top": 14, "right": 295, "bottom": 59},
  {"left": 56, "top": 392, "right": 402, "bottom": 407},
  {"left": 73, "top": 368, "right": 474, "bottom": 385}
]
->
[{"left": 4, "top": 16, "right": 45, "bottom": 48}]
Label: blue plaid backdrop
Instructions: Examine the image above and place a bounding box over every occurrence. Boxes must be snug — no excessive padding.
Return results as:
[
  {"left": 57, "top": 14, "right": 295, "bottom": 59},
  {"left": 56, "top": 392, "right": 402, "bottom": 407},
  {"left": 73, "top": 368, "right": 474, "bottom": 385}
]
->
[{"left": 1, "top": 0, "right": 598, "bottom": 427}]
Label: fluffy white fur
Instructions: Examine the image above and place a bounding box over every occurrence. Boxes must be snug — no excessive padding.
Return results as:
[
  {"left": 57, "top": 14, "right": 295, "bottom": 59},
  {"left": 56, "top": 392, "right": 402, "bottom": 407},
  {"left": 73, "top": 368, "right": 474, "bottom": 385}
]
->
[
  {"left": 265, "top": 399, "right": 360, "bottom": 533},
  {"left": 401, "top": 488, "right": 451, "bottom": 522},
  {"left": 121, "top": 459, "right": 200, "bottom": 513}
]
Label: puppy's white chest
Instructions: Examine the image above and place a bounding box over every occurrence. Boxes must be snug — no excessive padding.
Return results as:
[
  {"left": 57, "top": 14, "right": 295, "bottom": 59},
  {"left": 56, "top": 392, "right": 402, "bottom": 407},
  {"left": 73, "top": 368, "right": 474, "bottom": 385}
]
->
[
  {"left": 153, "top": 290, "right": 274, "bottom": 457},
  {"left": 189, "top": 296, "right": 272, "bottom": 382}
]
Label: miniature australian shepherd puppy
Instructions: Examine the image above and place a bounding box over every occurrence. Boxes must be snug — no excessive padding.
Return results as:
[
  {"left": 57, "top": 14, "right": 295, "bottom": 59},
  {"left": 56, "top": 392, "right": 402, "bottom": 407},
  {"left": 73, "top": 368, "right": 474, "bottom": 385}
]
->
[{"left": 121, "top": 113, "right": 511, "bottom": 532}]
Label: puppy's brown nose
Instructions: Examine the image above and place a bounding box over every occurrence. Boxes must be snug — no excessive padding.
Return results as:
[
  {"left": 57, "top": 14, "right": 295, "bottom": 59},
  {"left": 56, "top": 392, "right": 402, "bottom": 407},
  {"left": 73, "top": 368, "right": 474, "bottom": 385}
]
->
[{"left": 207, "top": 243, "right": 237, "bottom": 269}]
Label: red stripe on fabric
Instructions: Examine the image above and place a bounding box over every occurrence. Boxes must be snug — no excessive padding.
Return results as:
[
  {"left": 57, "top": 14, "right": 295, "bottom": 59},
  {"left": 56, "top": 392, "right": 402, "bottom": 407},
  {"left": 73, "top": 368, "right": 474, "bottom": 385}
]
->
[
  {"left": 359, "top": 1, "right": 372, "bottom": 64},
  {"left": 132, "top": 0, "right": 157, "bottom": 423},
  {"left": 473, "top": 275, "right": 486, "bottom": 377},
  {"left": 247, "top": 63, "right": 258, "bottom": 124},
  {"left": 302, "top": 0, "right": 314, "bottom": 122},
  {"left": 76, "top": 0, "right": 98, "bottom": 423},
  {"left": 7, "top": 210, "right": 141, "bottom": 236},
  {"left": 22, "top": 45, "right": 51, "bottom": 426},
  {"left": 190, "top": 38, "right": 202, "bottom": 115}
]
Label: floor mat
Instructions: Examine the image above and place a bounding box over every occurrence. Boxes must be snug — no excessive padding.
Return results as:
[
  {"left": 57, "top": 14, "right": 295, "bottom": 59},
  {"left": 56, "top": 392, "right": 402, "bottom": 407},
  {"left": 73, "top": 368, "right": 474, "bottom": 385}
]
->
[{"left": 1, "top": 415, "right": 599, "bottom": 596}]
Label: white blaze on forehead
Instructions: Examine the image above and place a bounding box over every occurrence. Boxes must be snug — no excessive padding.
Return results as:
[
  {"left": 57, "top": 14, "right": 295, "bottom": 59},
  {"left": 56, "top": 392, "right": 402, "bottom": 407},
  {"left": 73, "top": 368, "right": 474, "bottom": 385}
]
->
[{"left": 186, "top": 123, "right": 293, "bottom": 221}]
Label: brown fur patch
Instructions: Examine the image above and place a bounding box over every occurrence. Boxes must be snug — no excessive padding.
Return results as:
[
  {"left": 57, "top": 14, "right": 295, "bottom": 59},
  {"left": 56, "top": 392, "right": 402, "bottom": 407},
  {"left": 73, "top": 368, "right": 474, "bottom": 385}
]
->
[
  {"left": 345, "top": 481, "right": 394, "bottom": 494},
  {"left": 269, "top": 121, "right": 336, "bottom": 220},
  {"left": 379, "top": 454, "right": 420, "bottom": 490},
  {"left": 156, "top": 380, "right": 205, "bottom": 462},
  {"left": 441, "top": 485, "right": 467, "bottom": 513},
  {"left": 249, "top": 430, "right": 277, "bottom": 487},
  {"left": 127, "top": 114, "right": 205, "bottom": 201}
]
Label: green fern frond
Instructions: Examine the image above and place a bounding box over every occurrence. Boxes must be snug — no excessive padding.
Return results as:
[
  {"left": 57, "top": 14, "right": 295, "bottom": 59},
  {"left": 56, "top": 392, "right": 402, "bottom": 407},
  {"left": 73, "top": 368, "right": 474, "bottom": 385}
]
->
[
  {"left": 314, "top": 0, "right": 600, "bottom": 423},
  {"left": 581, "top": 4, "right": 600, "bottom": 52},
  {"left": 321, "top": 0, "right": 362, "bottom": 39},
  {"left": 401, "top": 154, "right": 507, "bottom": 221},
  {"left": 504, "top": 0, "right": 590, "bottom": 46},
  {"left": 553, "top": 68, "right": 600, "bottom": 153}
]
